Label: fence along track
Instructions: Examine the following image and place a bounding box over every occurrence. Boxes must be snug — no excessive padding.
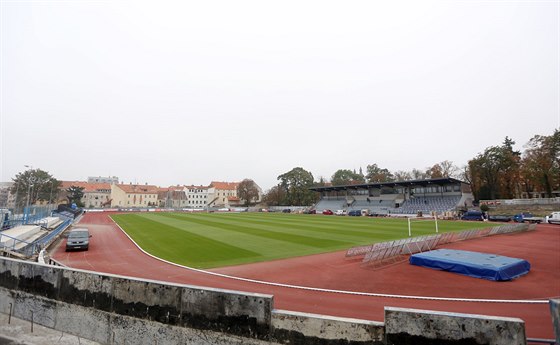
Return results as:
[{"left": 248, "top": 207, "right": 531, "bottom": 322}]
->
[{"left": 347, "top": 223, "right": 531, "bottom": 268}]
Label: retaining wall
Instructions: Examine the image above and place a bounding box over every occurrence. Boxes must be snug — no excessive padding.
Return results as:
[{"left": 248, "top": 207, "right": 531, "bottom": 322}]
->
[
  {"left": 0, "top": 257, "right": 537, "bottom": 344},
  {"left": 0, "top": 257, "right": 387, "bottom": 344},
  {"left": 550, "top": 299, "right": 560, "bottom": 344},
  {"left": 385, "top": 307, "right": 527, "bottom": 345}
]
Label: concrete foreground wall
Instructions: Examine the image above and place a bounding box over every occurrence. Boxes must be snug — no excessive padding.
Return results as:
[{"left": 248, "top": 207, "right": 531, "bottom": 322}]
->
[
  {"left": 385, "top": 307, "right": 527, "bottom": 345},
  {"left": 0, "top": 257, "right": 532, "bottom": 345},
  {"left": 550, "top": 299, "right": 559, "bottom": 344},
  {"left": 0, "top": 257, "right": 385, "bottom": 344},
  {"left": 0, "top": 288, "right": 271, "bottom": 345},
  {"left": 0, "top": 257, "right": 272, "bottom": 339}
]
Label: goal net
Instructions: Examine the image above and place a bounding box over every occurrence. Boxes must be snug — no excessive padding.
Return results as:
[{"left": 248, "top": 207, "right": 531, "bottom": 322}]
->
[{"left": 407, "top": 215, "right": 439, "bottom": 237}]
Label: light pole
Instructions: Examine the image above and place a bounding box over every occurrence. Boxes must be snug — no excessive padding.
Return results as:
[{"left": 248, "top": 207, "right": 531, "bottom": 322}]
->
[
  {"left": 49, "top": 180, "right": 55, "bottom": 210},
  {"left": 24, "top": 165, "right": 33, "bottom": 224}
]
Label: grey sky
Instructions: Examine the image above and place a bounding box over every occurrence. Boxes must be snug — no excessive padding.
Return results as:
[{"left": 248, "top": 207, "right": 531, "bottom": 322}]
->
[{"left": 1, "top": 0, "right": 559, "bottom": 191}]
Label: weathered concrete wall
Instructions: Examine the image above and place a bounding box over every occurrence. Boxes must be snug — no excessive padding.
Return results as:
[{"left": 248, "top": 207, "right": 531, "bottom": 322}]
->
[
  {"left": 550, "top": 299, "right": 559, "bottom": 344},
  {"left": 0, "top": 256, "right": 273, "bottom": 341},
  {"left": 271, "top": 310, "right": 385, "bottom": 345},
  {"left": 384, "top": 307, "right": 527, "bottom": 345},
  {"left": 0, "top": 288, "right": 273, "bottom": 345},
  {"left": 0, "top": 256, "right": 536, "bottom": 345}
]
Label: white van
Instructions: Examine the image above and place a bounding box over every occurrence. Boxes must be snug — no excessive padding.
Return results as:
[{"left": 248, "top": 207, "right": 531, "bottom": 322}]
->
[{"left": 546, "top": 212, "right": 560, "bottom": 225}]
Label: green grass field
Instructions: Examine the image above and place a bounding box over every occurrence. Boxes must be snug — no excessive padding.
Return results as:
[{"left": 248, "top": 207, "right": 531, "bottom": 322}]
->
[{"left": 111, "top": 212, "right": 494, "bottom": 269}]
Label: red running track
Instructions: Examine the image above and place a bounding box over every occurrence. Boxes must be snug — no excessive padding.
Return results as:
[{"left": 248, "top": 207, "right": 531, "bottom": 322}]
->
[{"left": 52, "top": 212, "right": 560, "bottom": 339}]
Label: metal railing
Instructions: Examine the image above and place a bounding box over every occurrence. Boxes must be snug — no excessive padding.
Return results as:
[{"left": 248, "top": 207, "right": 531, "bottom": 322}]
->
[{"left": 348, "top": 223, "right": 531, "bottom": 267}]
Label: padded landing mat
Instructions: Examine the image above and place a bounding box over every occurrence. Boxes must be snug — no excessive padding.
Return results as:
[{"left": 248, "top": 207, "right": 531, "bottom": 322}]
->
[{"left": 409, "top": 249, "right": 530, "bottom": 281}]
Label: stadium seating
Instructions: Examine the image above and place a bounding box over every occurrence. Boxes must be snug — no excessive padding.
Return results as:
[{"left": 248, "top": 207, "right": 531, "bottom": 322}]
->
[
  {"left": 314, "top": 199, "right": 346, "bottom": 212},
  {"left": 397, "top": 196, "right": 461, "bottom": 214}
]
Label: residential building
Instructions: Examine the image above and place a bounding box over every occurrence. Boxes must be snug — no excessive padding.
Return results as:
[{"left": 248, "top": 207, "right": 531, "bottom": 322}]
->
[
  {"left": 184, "top": 185, "right": 210, "bottom": 209},
  {"left": 60, "top": 181, "right": 112, "bottom": 208},
  {"left": 208, "top": 181, "right": 241, "bottom": 208},
  {"left": 88, "top": 176, "right": 119, "bottom": 184},
  {"left": 111, "top": 184, "right": 159, "bottom": 208},
  {"left": 0, "top": 182, "right": 14, "bottom": 208},
  {"left": 157, "top": 186, "right": 188, "bottom": 208}
]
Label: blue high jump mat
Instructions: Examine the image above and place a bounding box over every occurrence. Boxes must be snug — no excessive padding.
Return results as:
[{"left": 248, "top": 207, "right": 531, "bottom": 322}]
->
[{"left": 409, "top": 249, "right": 530, "bottom": 281}]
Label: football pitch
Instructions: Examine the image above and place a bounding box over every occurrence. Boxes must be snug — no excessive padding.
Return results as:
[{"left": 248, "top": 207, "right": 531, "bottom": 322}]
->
[{"left": 111, "top": 212, "right": 493, "bottom": 269}]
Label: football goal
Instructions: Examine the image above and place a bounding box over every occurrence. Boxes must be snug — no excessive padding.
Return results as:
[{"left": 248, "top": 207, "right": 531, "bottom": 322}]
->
[{"left": 407, "top": 215, "right": 439, "bottom": 237}]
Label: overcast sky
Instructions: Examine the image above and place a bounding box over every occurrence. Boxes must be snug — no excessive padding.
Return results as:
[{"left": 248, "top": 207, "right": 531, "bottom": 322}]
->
[{"left": 0, "top": 0, "right": 558, "bottom": 191}]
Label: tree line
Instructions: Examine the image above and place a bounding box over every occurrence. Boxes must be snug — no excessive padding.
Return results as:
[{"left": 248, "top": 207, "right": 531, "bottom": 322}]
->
[
  {"left": 263, "top": 130, "right": 560, "bottom": 206},
  {"left": 9, "top": 130, "right": 559, "bottom": 209}
]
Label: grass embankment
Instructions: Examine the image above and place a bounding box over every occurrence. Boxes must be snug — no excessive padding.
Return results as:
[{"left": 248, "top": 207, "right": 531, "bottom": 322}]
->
[{"left": 111, "top": 212, "right": 493, "bottom": 269}]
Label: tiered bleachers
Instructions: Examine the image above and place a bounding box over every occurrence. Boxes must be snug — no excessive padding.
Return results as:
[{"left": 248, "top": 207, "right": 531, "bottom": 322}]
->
[
  {"left": 0, "top": 225, "right": 46, "bottom": 252},
  {"left": 37, "top": 216, "right": 62, "bottom": 229},
  {"left": 348, "top": 198, "right": 396, "bottom": 215},
  {"left": 314, "top": 199, "right": 346, "bottom": 212},
  {"left": 397, "top": 196, "right": 461, "bottom": 214}
]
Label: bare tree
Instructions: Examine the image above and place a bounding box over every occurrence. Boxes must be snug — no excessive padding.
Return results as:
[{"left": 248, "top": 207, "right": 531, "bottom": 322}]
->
[{"left": 237, "top": 179, "right": 260, "bottom": 207}]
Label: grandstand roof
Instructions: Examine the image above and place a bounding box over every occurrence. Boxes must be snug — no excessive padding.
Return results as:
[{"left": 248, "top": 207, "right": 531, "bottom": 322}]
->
[{"left": 309, "top": 177, "right": 467, "bottom": 192}]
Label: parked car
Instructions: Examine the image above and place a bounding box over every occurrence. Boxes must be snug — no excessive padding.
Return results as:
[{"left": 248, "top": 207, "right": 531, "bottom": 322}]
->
[
  {"left": 282, "top": 209, "right": 291, "bottom": 213},
  {"left": 322, "top": 209, "right": 334, "bottom": 215},
  {"left": 335, "top": 210, "right": 346, "bottom": 216},
  {"left": 65, "top": 228, "right": 92, "bottom": 251},
  {"left": 512, "top": 212, "right": 543, "bottom": 223},
  {"left": 461, "top": 211, "right": 484, "bottom": 221},
  {"left": 348, "top": 210, "right": 361, "bottom": 216},
  {"left": 488, "top": 215, "right": 511, "bottom": 222}
]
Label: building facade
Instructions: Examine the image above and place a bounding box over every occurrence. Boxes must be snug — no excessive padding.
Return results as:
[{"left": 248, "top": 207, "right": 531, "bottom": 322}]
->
[
  {"left": 157, "top": 187, "right": 188, "bottom": 208},
  {"left": 60, "top": 181, "right": 112, "bottom": 208},
  {"left": 88, "top": 176, "right": 119, "bottom": 184},
  {"left": 0, "top": 182, "right": 14, "bottom": 208},
  {"left": 184, "top": 185, "right": 210, "bottom": 209},
  {"left": 208, "top": 182, "right": 240, "bottom": 208},
  {"left": 111, "top": 184, "right": 159, "bottom": 208}
]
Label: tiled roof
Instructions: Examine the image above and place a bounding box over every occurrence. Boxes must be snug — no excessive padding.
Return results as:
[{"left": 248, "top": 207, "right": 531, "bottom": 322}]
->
[
  {"left": 210, "top": 181, "right": 239, "bottom": 190},
  {"left": 60, "top": 181, "right": 111, "bottom": 193},
  {"left": 184, "top": 185, "right": 209, "bottom": 190},
  {"left": 116, "top": 184, "right": 159, "bottom": 194}
]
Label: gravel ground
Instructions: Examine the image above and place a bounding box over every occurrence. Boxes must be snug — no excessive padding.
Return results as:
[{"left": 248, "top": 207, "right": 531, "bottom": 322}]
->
[{"left": 0, "top": 313, "right": 99, "bottom": 345}]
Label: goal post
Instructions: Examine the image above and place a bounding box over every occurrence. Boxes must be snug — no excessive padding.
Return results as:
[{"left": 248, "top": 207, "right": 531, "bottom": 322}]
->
[{"left": 407, "top": 215, "right": 439, "bottom": 237}]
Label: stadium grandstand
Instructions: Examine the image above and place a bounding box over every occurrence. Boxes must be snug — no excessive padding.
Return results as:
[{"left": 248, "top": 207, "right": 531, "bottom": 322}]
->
[{"left": 310, "top": 178, "right": 474, "bottom": 216}]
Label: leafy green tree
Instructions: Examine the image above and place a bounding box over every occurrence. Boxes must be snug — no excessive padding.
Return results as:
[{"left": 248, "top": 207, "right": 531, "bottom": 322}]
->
[
  {"left": 426, "top": 164, "right": 444, "bottom": 178},
  {"left": 10, "top": 168, "right": 61, "bottom": 209},
  {"left": 468, "top": 137, "right": 521, "bottom": 200},
  {"left": 237, "top": 179, "right": 260, "bottom": 207},
  {"left": 277, "top": 167, "right": 317, "bottom": 206},
  {"left": 521, "top": 130, "right": 560, "bottom": 197},
  {"left": 365, "top": 164, "right": 394, "bottom": 183},
  {"left": 331, "top": 169, "right": 365, "bottom": 186},
  {"left": 66, "top": 185, "right": 85, "bottom": 207}
]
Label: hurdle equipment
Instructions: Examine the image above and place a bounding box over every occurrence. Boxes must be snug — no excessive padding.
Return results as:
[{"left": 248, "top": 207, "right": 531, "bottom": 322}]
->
[{"left": 353, "top": 223, "right": 531, "bottom": 268}]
